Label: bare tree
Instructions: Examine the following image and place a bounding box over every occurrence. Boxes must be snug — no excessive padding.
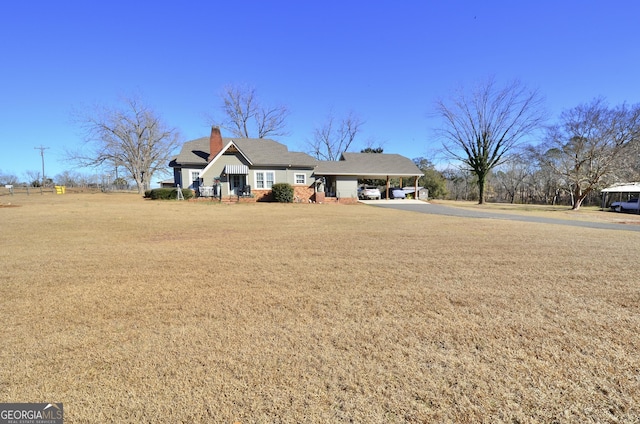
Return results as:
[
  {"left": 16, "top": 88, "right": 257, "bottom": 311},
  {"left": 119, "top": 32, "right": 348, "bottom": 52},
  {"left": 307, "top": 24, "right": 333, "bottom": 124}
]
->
[
  {"left": 54, "top": 170, "right": 82, "bottom": 187},
  {"left": 534, "top": 98, "right": 640, "bottom": 210},
  {"left": 435, "top": 77, "right": 547, "bottom": 204},
  {"left": 70, "top": 95, "right": 181, "bottom": 194},
  {"left": 494, "top": 155, "right": 531, "bottom": 203},
  {"left": 213, "top": 84, "right": 290, "bottom": 138},
  {"left": 308, "top": 111, "right": 364, "bottom": 161},
  {"left": 0, "top": 170, "right": 19, "bottom": 185},
  {"left": 515, "top": 151, "right": 552, "bottom": 205},
  {"left": 612, "top": 134, "right": 640, "bottom": 182},
  {"left": 24, "top": 170, "right": 42, "bottom": 187},
  {"left": 442, "top": 167, "right": 477, "bottom": 201}
]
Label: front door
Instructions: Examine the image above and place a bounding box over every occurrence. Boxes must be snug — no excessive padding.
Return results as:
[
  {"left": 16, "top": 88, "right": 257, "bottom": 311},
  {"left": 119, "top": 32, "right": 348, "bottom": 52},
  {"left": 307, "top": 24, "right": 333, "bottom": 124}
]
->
[{"left": 230, "top": 175, "right": 245, "bottom": 195}]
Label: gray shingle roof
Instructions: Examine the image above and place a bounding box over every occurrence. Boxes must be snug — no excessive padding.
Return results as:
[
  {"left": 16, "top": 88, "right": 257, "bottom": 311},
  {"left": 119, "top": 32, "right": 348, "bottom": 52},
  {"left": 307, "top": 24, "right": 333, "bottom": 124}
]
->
[
  {"left": 233, "top": 139, "right": 317, "bottom": 167},
  {"left": 172, "top": 137, "right": 210, "bottom": 165},
  {"left": 172, "top": 136, "right": 422, "bottom": 178},
  {"left": 171, "top": 137, "right": 317, "bottom": 168},
  {"left": 315, "top": 153, "right": 422, "bottom": 177}
]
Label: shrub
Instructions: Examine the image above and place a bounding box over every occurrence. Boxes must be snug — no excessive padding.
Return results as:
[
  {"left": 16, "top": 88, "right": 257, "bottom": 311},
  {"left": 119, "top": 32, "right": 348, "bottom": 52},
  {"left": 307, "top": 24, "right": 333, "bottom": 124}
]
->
[
  {"left": 145, "top": 188, "right": 194, "bottom": 200},
  {"left": 271, "top": 183, "right": 294, "bottom": 203}
]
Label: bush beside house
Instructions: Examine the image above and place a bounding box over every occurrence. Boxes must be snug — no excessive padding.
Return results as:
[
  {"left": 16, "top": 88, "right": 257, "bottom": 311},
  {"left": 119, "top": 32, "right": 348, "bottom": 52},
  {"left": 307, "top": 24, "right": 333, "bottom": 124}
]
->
[
  {"left": 145, "top": 188, "right": 194, "bottom": 200},
  {"left": 271, "top": 183, "right": 294, "bottom": 203}
]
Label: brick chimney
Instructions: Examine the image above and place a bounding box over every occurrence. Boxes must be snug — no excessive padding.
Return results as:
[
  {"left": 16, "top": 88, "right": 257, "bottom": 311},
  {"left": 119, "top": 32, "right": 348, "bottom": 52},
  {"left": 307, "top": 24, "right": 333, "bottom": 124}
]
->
[{"left": 208, "top": 126, "right": 223, "bottom": 161}]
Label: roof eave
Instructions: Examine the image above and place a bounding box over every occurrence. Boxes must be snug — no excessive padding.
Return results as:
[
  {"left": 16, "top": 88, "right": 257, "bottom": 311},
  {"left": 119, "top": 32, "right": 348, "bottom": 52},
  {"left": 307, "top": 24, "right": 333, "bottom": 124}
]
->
[
  {"left": 314, "top": 172, "right": 422, "bottom": 177},
  {"left": 253, "top": 163, "right": 316, "bottom": 169},
  {"left": 171, "top": 161, "right": 208, "bottom": 168},
  {"left": 199, "top": 140, "right": 253, "bottom": 175}
]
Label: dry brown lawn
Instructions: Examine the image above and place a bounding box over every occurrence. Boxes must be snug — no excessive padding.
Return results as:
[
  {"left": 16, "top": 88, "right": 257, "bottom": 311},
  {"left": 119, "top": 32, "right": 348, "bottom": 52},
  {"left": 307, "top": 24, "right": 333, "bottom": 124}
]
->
[{"left": 1, "top": 193, "right": 639, "bottom": 423}]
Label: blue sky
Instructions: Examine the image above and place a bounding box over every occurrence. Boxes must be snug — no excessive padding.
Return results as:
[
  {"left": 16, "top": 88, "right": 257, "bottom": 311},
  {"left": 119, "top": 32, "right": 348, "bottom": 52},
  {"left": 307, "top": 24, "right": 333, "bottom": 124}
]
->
[{"left": 1, "top": 0, "right": 638, "bottom": 181}]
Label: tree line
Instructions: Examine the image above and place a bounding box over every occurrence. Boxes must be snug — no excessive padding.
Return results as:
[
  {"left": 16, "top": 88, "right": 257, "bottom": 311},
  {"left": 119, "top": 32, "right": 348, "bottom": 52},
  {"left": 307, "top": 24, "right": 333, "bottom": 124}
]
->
[
  {"left": 353, "top": 79, "right": 640, "bottom": 209},
  {"left": 432, "top": 78, "right": 640, "bottom": 209},
  {"left": 0, "top": 169, "right": 132, "bottom": 190}
]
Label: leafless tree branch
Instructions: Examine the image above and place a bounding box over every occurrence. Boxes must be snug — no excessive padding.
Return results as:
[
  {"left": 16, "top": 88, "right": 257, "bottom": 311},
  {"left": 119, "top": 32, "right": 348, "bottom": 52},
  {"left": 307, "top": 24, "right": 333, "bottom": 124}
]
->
[
  {"left": 69, "top": 95, "right": 181, "bottom": 194},
  {"left": 435, "top": 76, "right": 547, "bottom": 203},
  {"left": 212, "top": 84, "right": 290, "bottom": 138},
  {"left": 532, "top": 98, "right": 640, "bottom": 209},
  {"left": 308, "top": 111, "right": 364, "bottom": 160}
]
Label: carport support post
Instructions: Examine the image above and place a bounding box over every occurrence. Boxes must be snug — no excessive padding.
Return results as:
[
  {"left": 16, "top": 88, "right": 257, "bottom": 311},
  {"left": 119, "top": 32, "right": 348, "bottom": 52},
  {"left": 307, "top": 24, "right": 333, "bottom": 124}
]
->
[{"left": 385, "top": 176, "right": 390, "bottom": 200}]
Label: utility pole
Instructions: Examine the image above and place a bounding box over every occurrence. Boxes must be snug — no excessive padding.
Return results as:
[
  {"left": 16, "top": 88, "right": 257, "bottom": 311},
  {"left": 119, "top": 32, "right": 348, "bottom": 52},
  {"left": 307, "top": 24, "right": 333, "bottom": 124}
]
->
[{"left": 34, "top": 145, "right": 49, "bottom": 188}]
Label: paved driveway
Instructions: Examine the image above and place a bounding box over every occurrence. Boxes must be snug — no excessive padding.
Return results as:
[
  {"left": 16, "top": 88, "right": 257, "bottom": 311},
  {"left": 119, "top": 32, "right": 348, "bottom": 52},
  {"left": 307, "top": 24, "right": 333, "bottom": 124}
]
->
[{"left": 360, "top": 199, "right": 640, "bottom": 232}]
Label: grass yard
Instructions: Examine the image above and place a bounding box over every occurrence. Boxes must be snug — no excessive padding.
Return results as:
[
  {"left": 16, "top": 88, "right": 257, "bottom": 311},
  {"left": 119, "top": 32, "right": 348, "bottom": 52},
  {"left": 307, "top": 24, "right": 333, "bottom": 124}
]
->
[{"left": 1, "top": 193, "right": 639, "bottom": 423}]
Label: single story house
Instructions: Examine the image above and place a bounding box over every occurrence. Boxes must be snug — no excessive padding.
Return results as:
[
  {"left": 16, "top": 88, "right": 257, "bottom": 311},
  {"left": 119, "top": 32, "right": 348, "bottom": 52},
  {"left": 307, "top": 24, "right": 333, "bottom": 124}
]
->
[{"left": 169, "top": 127, "right": 423, "bottom": 202}]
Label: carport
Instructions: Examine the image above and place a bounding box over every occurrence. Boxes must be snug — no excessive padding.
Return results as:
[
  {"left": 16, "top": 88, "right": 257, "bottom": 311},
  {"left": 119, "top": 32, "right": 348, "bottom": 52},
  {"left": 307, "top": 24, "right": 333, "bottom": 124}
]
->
[
  {"left": 601, "top": 182, "right": 640, "bottom": 213},
  {"left": 314, "top": 152, "right": 423, "bottom": 200}
]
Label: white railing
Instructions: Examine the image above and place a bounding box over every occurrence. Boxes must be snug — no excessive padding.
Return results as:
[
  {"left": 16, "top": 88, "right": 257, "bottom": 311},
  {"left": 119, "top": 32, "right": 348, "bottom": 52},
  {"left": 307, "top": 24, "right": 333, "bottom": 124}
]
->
[{"left": 198, "top": 186, "right": 217, "bottom": 197}]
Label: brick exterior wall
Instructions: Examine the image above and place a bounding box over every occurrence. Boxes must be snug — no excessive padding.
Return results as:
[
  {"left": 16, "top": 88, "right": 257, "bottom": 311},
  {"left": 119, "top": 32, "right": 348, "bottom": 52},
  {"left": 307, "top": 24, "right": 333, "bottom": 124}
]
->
[
  {"left": 252, "top": 189, "right": 273, "bottom": 202},
  {"left": 322, "top": 196, "right": 358, "bottom": 204},
  {"left": 253, "top": 186, "right": 315, "bottom": 202},
  {"left": 293, "top": 186, "right": 315, "bottom": 203},
  {"left": 191, "top": 185, "right": 350, "bottom": 204}
]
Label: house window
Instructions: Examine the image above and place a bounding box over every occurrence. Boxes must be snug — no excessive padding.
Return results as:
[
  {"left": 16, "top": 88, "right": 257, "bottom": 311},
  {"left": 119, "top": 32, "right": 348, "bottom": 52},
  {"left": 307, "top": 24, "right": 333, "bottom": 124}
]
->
[
  {"left": 255, "top": 171, "right": 275, "bottom": 189},
  {"left": 188, "top": 170, "right": 201, "bottom": 189},
  {"left": 294, "top": 173, "right": 306, "bottom": 185}
]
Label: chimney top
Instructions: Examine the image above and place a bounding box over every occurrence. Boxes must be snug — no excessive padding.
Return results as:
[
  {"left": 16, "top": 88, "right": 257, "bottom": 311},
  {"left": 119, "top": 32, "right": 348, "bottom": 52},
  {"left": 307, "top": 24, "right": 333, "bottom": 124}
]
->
[{"left": 208, "top": 126, "right": 223, "bottom": 162}]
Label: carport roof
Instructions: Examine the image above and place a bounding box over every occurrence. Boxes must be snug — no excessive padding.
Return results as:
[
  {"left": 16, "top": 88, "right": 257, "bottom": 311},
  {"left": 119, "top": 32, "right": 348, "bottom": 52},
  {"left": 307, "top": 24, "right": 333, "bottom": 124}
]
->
[
  {"left": 314, "top": 153, "right": 422, "bottom": 178},
  {"left": 601, "top": 182, "right": 640, "bottom": 192}
]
